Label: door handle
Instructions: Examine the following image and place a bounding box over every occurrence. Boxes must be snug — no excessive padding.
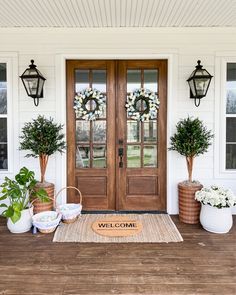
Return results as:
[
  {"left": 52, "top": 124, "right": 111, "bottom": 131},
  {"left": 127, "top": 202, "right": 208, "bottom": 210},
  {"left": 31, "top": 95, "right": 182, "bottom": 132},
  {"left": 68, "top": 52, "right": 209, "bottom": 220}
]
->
[
  {"left": 118, "top": 148, "right": 124, "bottom": 168},
  {"left": 118, "top": 148, "right": 123, "bottom": 156}
]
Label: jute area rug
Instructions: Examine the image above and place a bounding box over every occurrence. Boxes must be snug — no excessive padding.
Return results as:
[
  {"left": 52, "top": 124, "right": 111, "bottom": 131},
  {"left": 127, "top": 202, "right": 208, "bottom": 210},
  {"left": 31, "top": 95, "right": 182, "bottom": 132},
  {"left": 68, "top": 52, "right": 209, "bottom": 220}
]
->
[{"left": 53, "top": 214, "right": 183, "bottom": 243}]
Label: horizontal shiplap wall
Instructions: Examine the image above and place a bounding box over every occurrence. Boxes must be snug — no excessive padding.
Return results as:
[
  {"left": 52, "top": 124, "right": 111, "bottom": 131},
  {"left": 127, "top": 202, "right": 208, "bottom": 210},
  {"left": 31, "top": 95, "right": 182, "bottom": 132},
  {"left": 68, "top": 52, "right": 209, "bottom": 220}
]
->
[{"left": 0, "top": 27, "right": 236, "bottom": 213}]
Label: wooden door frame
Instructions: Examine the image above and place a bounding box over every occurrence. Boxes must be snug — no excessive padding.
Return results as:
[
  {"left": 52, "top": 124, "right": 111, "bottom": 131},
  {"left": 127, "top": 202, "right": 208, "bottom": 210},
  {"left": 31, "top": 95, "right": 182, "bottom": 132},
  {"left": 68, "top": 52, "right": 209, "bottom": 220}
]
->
[{"left": 55, "top": 54, "right": 174, "bottom": 213}]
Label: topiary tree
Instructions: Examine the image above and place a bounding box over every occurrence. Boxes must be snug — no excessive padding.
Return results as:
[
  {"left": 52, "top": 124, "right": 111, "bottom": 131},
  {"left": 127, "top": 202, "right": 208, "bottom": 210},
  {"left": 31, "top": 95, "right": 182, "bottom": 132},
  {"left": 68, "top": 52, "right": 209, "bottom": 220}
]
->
[
  {"left": 20, "top": 115, "right": 66, "bottom": 183},
  {"left": 169, "top": 117, "right": 213, "bottom": 183}
]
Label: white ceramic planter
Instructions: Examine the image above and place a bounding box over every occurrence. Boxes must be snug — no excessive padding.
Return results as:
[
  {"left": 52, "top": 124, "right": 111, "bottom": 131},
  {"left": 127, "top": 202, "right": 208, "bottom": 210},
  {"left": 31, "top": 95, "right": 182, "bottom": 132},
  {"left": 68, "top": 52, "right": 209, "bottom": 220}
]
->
[
  {"left": 7, "top": 207, "right": 33, "bottom": 234},
  {"left": 200, "top": 204, "right": 233, "bottom": 234}
]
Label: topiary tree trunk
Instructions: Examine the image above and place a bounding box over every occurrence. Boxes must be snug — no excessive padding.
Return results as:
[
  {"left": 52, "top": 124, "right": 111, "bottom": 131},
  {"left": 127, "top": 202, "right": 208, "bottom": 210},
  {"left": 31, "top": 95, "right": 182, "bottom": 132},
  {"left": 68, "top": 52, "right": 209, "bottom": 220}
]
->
[
  {"left": 39, "top": 154, "right": 49, "bottom": 183},
  {"left": 186, "top": 156, "right": 194, "bottom": 183}
]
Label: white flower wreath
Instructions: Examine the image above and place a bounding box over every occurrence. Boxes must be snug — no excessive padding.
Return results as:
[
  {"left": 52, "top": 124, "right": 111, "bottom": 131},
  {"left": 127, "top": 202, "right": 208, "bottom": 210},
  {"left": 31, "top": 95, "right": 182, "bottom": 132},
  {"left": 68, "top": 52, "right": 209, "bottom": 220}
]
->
[
  {"left": 125, "top": 88, "right": 160, "bottom": 121},
  {"left": 74, "top": 88, "right": 105, "bottom": 121}
]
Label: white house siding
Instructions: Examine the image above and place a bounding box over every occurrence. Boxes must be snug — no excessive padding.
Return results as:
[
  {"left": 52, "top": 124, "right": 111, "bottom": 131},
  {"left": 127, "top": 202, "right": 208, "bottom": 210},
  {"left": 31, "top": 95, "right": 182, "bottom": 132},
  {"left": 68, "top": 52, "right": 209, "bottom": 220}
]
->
[{"left": 0, "top": 27, "right": 236, "bottom": 214}]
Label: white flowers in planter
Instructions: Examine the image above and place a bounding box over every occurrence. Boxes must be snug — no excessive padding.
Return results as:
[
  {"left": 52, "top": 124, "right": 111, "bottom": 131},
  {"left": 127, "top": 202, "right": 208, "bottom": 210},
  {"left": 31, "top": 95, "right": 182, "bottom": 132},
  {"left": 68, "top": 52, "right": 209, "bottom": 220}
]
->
[{"left": 195, "top": 185, "right": 236, "bottom": 209}]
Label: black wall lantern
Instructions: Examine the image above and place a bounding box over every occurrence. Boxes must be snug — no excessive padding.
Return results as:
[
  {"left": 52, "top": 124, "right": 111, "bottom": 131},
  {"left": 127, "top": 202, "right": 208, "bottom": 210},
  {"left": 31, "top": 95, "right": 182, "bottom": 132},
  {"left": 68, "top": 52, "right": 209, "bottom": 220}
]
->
[
  {"left": 20, "top": 60, "right": 46, "bottom": 106},
  {"left": 187, "top": 60, "right": 213, "bottom": 107}
]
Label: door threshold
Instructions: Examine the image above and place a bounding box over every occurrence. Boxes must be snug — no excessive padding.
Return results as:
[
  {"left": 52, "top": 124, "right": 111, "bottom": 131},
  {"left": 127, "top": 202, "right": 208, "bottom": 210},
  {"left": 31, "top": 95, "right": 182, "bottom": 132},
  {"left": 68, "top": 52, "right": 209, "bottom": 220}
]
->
[{"left": 82, "top": 210, "right": 167, "bottom": 214}]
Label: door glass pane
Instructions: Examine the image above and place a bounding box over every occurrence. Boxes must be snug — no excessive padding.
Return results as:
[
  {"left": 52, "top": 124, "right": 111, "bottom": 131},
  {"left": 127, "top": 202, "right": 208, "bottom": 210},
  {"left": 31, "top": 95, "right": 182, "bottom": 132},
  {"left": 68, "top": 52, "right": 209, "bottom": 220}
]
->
[
  {"left": 226, "top": 63, "right": 236, "bottom": 114},
  {"left": 0, "top": 63, "right": 7, "bottom": 114},
  {"left": 76, "top": 121, "right": 90, "bottom": 142},
  {"left": 127, "top": 121, "right": 140, "bottom": 142},
  {"left": 144, "top": 121, "right": 157, "bottom": 142},
  {"left": 93, "top": 146, "right": 106, "bottom": 168},
  {"left": 127, "top": 145, "right": 141, "bottom": 168},
  {"left": 93, "top": 121, "right": 106, "bottom": 143},
  {"left": 92, "top": 70, "right": 106, "bottom": 92},
  {"left": 144, "top": 146, "right": 157, "bottom": 167},
  {"left": 226, "top": 144, "right": 236, "bottom": 169},
  {"left": 127, "top": 70, "right": 141, "bottom": 93},
  {"left": 75, "top": 70, "right": 89, "bottom": 92},
  {"left": 76, "top": 146, "right": 90, "bottom": 168},
  {"left": 144, "top": 69, "right": 158, "bottom": 92}
]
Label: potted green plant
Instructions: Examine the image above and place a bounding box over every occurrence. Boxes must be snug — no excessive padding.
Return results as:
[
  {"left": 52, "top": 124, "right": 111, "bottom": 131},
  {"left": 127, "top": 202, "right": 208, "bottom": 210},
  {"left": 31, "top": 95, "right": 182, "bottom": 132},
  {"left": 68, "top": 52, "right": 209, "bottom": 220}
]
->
[
  {"left": 169, "top": 117, "right": 213, "bottom": 224},
  {"left": 0, "top": 167, "right": 48, "bottom": 233},
  {"left": 19, "top": 115, "right": 66, "bottom": 213}
]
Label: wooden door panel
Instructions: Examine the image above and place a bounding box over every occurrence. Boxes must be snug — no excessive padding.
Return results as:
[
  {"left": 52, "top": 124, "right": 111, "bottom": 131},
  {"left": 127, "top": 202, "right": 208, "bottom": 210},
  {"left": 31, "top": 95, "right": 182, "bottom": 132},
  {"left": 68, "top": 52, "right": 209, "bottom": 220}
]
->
[
  {"left": 117, "top": 60, "right": 167, "bottom": 211},
  {"left": 127, "top": 176, "right": 158, "bottom": 195},
  {"left": 67, "top": 60, "right": 116, "bottom": 210}
]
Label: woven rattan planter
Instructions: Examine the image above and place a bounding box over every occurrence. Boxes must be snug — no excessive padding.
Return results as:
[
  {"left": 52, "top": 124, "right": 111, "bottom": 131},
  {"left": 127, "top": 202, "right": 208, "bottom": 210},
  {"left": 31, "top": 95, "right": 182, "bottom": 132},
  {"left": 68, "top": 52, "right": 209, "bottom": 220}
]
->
[
  {"left": 178, "top": 182, "right": 203, "bottom": 224},
  {"left": 32, "top": 182, "right": 55, "bottom": 214}
]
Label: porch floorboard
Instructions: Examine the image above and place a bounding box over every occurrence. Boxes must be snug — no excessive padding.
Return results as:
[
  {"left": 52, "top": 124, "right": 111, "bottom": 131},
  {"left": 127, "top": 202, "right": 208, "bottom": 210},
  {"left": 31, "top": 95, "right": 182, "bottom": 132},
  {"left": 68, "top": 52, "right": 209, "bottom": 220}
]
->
[{"left": 0, "top": 216, "right": 235, "bottom": 295}]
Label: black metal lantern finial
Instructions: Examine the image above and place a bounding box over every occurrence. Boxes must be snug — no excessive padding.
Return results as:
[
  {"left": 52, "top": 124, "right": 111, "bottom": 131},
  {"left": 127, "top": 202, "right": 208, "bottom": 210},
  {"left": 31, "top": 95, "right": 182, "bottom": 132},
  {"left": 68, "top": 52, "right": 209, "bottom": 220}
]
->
[
  {"left": 187, "top": 60, "right": 213, "bottom": 107},
  {"left": 20, "top": 60, "right": 46, "bottom": 106}
]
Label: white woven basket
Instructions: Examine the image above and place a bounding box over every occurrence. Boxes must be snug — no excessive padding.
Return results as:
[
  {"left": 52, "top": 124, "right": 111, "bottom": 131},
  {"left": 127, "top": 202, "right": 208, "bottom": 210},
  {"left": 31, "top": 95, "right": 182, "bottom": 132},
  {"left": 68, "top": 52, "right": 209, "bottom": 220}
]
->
[
  {"left": 32, "top": 211, "right": 62, "bottom": 233},
  {"left": 55, "top": 186, "right": 82, "bottom": 224}
]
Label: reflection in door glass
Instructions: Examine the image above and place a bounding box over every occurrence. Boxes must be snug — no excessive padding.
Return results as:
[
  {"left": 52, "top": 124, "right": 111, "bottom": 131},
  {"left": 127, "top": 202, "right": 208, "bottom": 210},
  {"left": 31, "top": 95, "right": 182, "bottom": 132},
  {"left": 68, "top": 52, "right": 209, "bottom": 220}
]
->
[
  {"left": 127, "top": 145, "right": 141, "bottom": 168},
  {"left": 76, "top": 121, "right": 90, "bottom": 142},
  {"left": 144, "top": 69, "right": 158, "bottom": 92},
  {"left": 127, "top": 121, "right": 140, "bottom": 142},
  {"left": 144, "top": 146, "right": 157, "bottom": 167},
  {"left": 75, "top": 70, "right": 89, "bottom": 92},
  {"left": 127, "top": 70, "right": 141, "bottom": 92},
  {"left": 93, "top": 146, "right": 106, "bottom": 168},
  {"left": 92, "top": 70, "right": 106, "bottom": 92},
  {"left": 144, "top": 121, "right": 157, "bottom": 142},
  {"left": 76, "top": 146, "right": 90, "bottom": 168},
  {"left": 93, "top": 121, "right": 106, "bottom": 143}
]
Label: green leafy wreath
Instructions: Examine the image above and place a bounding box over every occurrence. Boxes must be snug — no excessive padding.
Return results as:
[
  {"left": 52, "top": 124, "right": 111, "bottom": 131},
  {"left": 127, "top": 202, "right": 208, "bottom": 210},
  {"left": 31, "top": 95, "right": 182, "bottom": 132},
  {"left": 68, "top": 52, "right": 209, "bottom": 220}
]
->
[
  {"left": 125, "top": 88, "right": 160, "bottom": 121},
  {"left": 74, "top": 88, "right": 106, "bottom": 121}
]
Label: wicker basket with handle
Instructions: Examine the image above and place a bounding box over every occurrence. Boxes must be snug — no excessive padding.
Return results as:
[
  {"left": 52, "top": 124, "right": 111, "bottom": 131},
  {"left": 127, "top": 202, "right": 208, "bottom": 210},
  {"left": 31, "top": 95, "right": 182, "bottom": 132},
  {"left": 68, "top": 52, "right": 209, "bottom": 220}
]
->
[
  {"left": 55, "top": 186, "right": 83, "bottom": 224},
  {"left": 31, "top": 197, "right": 61, "bottom": 233}
]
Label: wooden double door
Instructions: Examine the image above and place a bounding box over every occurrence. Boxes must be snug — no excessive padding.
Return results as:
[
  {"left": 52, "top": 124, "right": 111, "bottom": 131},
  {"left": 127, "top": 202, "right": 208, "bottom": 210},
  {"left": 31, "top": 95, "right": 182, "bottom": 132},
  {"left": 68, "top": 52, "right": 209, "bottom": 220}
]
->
[{"left": 67, "top": 60, "right": 167, "bottom": 211}]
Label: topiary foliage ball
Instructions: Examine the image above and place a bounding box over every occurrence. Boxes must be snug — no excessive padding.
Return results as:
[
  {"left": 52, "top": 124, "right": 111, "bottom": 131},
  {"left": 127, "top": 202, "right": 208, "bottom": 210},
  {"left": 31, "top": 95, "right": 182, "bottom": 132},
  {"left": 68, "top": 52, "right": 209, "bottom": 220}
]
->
[
  {"left": 20, "top": 115, "right": 66, "bottom": 158},
  {"left": 169, "top": 117, "right": 213, "bottom": 158}
]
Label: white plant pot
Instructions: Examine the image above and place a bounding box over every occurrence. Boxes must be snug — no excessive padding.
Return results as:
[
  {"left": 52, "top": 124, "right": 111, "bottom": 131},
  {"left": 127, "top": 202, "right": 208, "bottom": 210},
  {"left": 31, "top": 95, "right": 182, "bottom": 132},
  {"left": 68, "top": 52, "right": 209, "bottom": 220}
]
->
[
  {"left": 200, "top": 204, "right": 233, "bottom": 234},
  {"left": 7, "top": 207, "right": 33, "bottom": 234}
]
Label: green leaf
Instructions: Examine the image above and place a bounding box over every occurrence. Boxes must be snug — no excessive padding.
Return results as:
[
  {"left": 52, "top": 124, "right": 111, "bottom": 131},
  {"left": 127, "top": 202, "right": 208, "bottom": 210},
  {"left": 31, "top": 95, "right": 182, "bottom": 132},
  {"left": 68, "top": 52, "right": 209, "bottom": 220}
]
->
[
  {"left": 11, "top": 211, "right": 21, "bottom": 224},
  {"left": 0, "top": 204, "right": 7, "bottom": 208},
  {"left": 15, "top": 167, "right": 35, "bottom": 185},
  {"left": 13, "top": 202, "right": 23, "bottom": 212},
  {"left": 34, "top": 188, "right": 50, "bottom": 203},
  {"left": 3, "top": 206, "right": 14, "bottom": 218},
  {"left": 0, "top": 194, "right": 8, "bottom": 201}
]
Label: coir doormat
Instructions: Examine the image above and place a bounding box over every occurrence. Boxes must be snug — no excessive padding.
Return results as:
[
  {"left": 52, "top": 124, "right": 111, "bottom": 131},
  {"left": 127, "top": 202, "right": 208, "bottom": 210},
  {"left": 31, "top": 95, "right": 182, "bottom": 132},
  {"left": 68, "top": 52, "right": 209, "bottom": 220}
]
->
[{"left": 53, "top": 214, "right": 183, "bottom": 243}]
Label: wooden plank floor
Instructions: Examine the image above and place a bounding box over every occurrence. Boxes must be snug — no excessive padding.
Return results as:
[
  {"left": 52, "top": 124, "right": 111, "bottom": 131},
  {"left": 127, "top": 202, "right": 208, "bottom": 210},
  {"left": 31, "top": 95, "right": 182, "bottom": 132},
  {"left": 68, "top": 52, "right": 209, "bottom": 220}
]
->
[{"left": 0, "top": 215, "right": 235, "bottom": 295}]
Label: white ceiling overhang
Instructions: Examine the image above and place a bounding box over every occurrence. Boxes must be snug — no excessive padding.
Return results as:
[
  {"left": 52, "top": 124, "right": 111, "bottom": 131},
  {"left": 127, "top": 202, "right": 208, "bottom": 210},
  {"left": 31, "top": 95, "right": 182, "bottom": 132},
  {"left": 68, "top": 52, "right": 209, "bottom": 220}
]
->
[{"left": 0, "top": 0, "right": 236, "bottom": 28}]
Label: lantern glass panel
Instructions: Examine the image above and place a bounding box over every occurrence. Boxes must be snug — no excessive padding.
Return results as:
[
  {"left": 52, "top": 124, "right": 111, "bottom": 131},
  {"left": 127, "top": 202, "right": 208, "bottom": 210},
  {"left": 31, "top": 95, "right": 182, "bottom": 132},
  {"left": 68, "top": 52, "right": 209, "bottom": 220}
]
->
[
  {"left": 24, "top": 77, "right": 38, "bottom": 96},
  {"left": 188, "top": 79, "right": 196, "bottom": 96},
  {"left": 38, "top": 78, "right": 45, "bottom": 97}
]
